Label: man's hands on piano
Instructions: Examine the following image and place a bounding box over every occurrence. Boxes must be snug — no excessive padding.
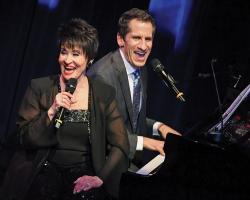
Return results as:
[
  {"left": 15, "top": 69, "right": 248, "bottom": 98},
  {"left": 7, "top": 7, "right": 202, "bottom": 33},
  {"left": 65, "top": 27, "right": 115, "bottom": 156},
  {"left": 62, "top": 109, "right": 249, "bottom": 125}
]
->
[
  {"left": 158, "top": 123, "right": 181, "bottom": 139},
  {"left": 143, "top": 137, "right": 165, "bottom": 155}
]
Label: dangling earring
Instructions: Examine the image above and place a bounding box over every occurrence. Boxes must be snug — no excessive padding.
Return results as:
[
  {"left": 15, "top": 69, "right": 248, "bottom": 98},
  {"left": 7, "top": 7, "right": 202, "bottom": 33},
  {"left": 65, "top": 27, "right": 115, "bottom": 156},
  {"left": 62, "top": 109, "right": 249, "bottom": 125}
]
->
[{"left": 86, "top": 59, "right": 94, "bottom": 70}]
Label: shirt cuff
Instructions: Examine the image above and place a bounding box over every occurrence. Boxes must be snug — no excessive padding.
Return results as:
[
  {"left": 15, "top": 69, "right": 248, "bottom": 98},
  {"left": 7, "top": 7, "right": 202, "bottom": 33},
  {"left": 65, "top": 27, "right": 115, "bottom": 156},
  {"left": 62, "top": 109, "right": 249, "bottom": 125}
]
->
[
  {"left": 153, "top": 121, "right": 163, "bottom": 136},
  {"left": 136, "top": 136, "right": 143, "bottom": 151}
]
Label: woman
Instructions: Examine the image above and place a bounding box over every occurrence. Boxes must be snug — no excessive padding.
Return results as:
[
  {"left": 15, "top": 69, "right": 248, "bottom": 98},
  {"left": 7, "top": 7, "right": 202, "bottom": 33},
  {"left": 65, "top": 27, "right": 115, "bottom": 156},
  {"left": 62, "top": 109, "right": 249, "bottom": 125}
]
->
[{"left": 1, "top": 18, "right": 129, "bottom": 200}]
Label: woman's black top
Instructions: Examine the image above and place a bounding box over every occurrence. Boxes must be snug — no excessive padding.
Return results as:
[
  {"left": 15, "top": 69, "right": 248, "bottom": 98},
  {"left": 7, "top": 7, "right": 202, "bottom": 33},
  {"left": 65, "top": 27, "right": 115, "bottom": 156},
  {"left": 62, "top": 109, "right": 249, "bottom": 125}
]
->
[{"left": 48, "top": 110, "right": 92, "bottom": 167}]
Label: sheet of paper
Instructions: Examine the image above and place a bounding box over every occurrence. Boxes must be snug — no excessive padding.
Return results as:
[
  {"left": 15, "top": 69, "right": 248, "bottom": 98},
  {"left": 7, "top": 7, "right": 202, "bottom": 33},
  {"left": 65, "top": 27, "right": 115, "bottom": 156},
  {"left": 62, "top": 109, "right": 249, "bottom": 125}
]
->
[{"left": 136, "top": 154, "right": 165, "bottom": 175}]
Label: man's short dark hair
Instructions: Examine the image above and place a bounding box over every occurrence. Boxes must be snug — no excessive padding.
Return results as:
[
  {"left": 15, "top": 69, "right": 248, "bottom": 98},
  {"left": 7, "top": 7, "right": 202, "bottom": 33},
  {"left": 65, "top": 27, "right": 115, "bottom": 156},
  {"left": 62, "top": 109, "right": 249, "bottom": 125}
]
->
[{"left": 118, "top": 8, "right": 156, "bottom": 39}]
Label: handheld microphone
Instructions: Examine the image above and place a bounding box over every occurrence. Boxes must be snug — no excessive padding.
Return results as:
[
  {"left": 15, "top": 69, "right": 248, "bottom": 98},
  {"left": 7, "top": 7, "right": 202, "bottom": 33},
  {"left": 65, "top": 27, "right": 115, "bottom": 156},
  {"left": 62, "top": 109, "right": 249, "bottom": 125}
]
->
[
  {"left": 150, "top": 58, "right": 185, "bottom": 102},
  {"left": 55, "top": 78, "right": 77, "bottom": 129}
]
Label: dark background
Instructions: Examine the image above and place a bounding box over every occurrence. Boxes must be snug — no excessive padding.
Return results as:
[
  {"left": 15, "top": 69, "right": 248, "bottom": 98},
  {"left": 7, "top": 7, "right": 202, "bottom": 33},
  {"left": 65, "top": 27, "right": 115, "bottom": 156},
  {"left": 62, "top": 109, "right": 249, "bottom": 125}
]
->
[{"left": 0, "top": 0, "right": 249, "bottom": 144}]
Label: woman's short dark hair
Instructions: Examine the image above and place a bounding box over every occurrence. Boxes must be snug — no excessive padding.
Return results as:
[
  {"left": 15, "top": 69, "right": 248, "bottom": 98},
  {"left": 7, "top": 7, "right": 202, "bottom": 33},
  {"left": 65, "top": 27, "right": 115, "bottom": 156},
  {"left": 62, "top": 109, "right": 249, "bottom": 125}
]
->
[
  {"left": 118, "top": 8, "right": 156, "bottom": 39},
  {"left": 57, "top": 18, "right": 99, "bottom": 62}
]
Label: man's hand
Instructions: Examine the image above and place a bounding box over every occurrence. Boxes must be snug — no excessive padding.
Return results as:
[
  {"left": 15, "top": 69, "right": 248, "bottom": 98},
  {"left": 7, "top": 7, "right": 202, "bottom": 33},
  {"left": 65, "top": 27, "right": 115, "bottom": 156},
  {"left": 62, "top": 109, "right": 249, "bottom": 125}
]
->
[
  {"left": 143, "top": 137, "right": 165, "bottom": 155},
  {"left": 158, "top": 124, "right": 181, "bottom": 139}
]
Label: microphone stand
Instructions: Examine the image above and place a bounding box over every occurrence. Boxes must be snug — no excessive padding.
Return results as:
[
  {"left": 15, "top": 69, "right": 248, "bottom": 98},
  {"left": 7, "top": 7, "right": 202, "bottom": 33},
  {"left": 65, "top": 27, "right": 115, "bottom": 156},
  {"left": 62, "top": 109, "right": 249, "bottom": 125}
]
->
[{"left": 210, "top": 58, "right": 224, "bottom": 142}]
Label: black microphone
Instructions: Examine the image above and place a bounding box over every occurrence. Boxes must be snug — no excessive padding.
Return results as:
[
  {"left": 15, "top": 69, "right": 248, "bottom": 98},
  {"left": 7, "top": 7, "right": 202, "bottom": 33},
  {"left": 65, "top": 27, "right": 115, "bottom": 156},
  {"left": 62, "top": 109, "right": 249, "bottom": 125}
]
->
[
  {"left": 150, "top": 58, "right": 185, "bottom": 102},
  {"left": 55, "top": 78, "right": 77, "bottom": 129}
]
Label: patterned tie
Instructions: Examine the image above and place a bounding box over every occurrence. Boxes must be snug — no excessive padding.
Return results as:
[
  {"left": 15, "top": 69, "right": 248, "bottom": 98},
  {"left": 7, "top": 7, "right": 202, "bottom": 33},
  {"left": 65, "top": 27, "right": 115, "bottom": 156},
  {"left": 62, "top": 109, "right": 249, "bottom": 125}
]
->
[{"left": 132, "top": 69, "right": 141, "bottom": 131}]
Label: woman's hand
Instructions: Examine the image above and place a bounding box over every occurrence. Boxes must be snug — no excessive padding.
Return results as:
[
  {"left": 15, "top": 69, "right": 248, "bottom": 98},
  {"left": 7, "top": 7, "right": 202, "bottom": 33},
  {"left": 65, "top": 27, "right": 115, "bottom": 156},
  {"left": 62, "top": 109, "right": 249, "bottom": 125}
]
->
[
  {"left": 55, "top": 91, "right": 75, "bottom": 110},
  {"left": 47, "top": 92, "right": 76, "bottom": 120},
  {"left": 73, "top": 175, "right": 103, "bottom": 194}
]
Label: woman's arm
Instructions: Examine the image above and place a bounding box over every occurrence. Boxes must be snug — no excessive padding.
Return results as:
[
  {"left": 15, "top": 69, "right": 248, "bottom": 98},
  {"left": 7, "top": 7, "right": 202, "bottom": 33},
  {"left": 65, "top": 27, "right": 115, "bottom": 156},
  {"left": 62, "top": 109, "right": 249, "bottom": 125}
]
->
[
  {"left": 17, "top": 81, "right": 57, "bottom": 148},
  {"left": 73, "top": 89, "right": 129, "bottom": 197}
]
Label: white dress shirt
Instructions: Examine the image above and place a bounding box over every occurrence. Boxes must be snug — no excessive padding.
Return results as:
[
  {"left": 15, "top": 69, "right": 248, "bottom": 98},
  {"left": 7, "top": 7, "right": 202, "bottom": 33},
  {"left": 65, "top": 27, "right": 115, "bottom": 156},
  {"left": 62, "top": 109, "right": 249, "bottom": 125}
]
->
[{"left": 119, "top": 49, "right": 162, "bottom": 150}]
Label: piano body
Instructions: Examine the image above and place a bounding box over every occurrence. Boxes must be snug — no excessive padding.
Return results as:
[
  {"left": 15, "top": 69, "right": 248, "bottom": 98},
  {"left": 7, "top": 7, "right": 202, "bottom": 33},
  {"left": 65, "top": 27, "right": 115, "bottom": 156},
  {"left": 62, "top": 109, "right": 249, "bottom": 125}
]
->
[{"left": 119, "top": 134, "right": 250, "bottom": 199}]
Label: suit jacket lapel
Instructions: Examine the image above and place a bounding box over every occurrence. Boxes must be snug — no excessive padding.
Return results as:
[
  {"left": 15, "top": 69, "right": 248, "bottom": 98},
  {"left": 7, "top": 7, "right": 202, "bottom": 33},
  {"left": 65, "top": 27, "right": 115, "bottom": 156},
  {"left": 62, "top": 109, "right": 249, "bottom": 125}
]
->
[{"left": 113, "top": 51, "right": 134, "bottom": 129}]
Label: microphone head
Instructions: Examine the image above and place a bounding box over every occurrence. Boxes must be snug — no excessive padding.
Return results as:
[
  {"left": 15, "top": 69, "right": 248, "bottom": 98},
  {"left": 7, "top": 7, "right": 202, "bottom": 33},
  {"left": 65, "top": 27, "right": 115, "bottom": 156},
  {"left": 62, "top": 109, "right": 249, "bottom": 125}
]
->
[
  {"left": 66, "top": 78, "right": 77, "bottom": 94},
  {"left": 150, "top": 58, "right": 164, "bottom": 72}
]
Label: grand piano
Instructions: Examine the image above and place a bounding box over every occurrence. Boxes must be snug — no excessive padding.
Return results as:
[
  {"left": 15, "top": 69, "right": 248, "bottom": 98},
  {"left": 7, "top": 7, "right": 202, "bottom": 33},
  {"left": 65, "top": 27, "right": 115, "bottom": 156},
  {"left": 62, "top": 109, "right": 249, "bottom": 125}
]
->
[{"left": 119, "top": 134, "right": 250, "bottom": 199}]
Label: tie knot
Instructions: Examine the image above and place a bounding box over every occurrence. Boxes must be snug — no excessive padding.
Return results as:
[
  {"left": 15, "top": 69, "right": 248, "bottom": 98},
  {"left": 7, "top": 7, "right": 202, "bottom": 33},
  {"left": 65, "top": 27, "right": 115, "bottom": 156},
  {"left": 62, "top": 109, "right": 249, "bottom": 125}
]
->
[{"left": 132, "top": 70, "right": 140, "bottom": 80}]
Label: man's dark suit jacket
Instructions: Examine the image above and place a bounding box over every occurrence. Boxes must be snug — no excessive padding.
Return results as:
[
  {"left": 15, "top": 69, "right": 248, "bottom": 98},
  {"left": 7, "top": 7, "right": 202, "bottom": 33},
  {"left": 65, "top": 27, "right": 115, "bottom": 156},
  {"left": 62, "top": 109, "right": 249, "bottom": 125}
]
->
[{"left": 88, "top": 49, "right": 156, "bottom": 160}]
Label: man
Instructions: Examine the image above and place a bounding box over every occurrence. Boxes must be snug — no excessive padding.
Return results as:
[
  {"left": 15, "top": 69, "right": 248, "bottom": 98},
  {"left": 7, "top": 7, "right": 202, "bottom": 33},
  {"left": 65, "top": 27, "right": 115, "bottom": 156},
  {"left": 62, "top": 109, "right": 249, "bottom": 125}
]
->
[{"left": 88, "top": 8, "right": 180, "bottom": 170}]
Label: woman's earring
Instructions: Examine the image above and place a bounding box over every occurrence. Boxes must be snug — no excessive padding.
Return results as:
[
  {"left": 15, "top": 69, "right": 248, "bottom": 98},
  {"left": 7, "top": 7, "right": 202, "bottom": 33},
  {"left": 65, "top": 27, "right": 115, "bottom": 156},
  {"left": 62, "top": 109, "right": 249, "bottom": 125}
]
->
[{"left": 87, "top": 60, "right": 94, "bottom": 70}]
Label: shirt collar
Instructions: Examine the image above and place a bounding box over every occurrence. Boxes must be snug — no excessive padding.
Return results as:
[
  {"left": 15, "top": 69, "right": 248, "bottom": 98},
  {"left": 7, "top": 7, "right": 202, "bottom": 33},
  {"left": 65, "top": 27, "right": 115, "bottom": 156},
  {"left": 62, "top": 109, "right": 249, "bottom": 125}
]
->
[{"left": 119, "top": 48, "right": 138, "bottom": 75}]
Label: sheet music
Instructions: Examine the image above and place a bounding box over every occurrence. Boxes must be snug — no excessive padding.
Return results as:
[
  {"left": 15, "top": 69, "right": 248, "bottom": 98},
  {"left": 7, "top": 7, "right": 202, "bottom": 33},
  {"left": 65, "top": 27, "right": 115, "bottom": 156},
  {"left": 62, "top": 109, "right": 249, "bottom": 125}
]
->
[{"left": 136, "top": 154, "right": 165, "bottom": 175}]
